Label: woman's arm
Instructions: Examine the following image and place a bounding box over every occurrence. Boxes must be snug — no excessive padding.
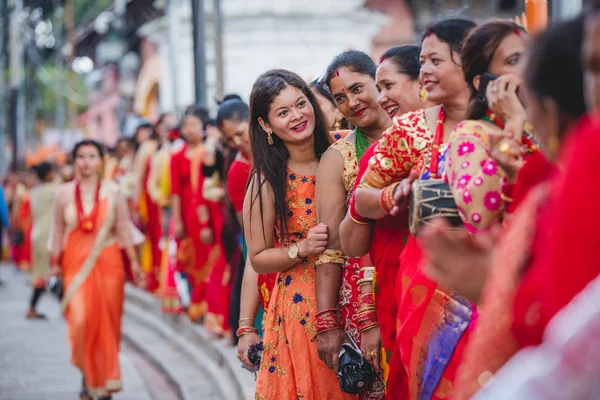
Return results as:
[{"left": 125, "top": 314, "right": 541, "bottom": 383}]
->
[
  {"left": 339, "top": 214, "right": 373, "bottom": 257},
  {"left": 237, "top": 256, "right": 262, "bottom": 366},
  {"left": 49, "top": 190, "right": 65, "bottom": 269},
  {"left": 447, "top": 121, "right": 508, "bottom": 232},
  {"left": 243, "top": 175, "right": 327, "bottom": 274}
]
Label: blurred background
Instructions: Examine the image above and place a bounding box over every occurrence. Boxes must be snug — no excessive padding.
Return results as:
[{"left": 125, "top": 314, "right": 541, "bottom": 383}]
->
[{"left": 0, "top": 0, "right": 582, "bottom": 172}]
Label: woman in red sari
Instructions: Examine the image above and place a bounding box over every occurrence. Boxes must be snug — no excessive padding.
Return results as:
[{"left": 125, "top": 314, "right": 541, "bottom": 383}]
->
[
  {"left": 132, "top": 114, "right": 176, "bottom": 292},
  {"left": 418, "top": 16, "right": 589, "bottom": 399},
  {"left": 170, "top": 106, "right": 211, "bottom": 321},
  {"left": 49, "top": 140, "right": 140, "bottom": 400},
  {"left": 315, "top": 50, "right": 390, "bottom": 399},
  {"left": 354, "top": 19, "right": 476, "bottom": 399},
  {"left": 339, "top": 45, "right": 435, "bottom": 398},
  {"left": 11, "top": 171, "right": 35, "bottom": 272}
]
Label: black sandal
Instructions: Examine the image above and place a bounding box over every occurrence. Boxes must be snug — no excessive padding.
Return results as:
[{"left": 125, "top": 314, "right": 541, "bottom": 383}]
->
[{"left": 80, "top": 377, "right": 92, "bottom": 400}]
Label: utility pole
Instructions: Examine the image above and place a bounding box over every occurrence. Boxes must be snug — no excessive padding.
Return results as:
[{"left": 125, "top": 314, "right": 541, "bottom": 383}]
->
[
  {"left": 0, "top": 0, "right": 8, "bottom": 172},
  {"left": 214, "top": 0, "right": 224, "bottom": 100},
  {"left": 167, "top": 0, "right": 180, "bottom": 114},
  {"left": 9, "top": 0, "right": 24, "bottom": 170},
  {"left": 64, "top": 0, "right": 77, "bottom": 127},
  {"left": 191, "top": 0, "right": 207, "bottom": 107}
]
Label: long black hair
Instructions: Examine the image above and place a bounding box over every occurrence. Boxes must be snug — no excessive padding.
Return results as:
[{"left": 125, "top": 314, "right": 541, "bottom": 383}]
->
[
  {"left": 248, "top": 69, "right": 331, "bottom": 241},
  {"left": 379, "top": 45, "right": 422, "bottom": 80},
  {"left": 526, "top": 16, "right": 586, "bottom": 140},
  {"left": 461, "top": 20, "right": 527, "bottom": 120}
]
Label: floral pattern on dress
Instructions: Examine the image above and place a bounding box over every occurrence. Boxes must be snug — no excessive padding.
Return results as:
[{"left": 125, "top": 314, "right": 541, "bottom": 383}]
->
[
  {"left": 446, "top": 120, "right": 508, "bottom": 233},
  {"left": 255, "top": 171, "right": 353, "bottom": 400}
]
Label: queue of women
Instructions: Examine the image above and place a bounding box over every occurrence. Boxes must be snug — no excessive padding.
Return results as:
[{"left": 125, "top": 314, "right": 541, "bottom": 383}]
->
[{"left": 10, "top": 2, "right": 600, "bottom": 398}]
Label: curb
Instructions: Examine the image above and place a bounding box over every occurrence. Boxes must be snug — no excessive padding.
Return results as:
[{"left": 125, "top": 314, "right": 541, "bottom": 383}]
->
[{"left": 124, "top": 284, "right": 255, "bottom": 400}]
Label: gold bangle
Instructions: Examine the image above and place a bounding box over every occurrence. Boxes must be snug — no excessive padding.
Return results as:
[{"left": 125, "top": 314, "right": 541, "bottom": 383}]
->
[
  {"left": 238, "top": 317, "right": 254, "bottom": 324},
  {"left": 349, "top": 213, "right": 370, "bottom": 225},
  {"left": 357, "top": 277, "right": 374, "bottom": 286},
  {"left": 500, "top": 192, "right": 514, "bottom": 202}
]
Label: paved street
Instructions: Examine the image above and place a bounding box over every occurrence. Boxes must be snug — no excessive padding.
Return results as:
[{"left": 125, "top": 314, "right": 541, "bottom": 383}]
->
[{"left": 0, "top": 265, "right": 173, "bottom": 400}]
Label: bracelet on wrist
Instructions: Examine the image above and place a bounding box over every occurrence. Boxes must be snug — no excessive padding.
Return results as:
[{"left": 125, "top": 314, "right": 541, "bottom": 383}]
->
[
  {"left": 236, "top": 326, "right": 258, "bottom": 338},
  {"left": 238, "top": 317, "right": 255, "bottom": 324},
  {"left": 315, "top": 308, "right": 343, "bottom": 335}
]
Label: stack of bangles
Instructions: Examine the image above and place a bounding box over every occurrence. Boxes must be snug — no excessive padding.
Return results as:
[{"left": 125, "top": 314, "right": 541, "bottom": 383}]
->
[
  {"left": 236, "top": 325, "right": 258, "bottom": 338},
  {"left": 379, "top": 182, "right": 400, "bottom": 214},
  {"left": 357, "top": 267, "right": 378, "bottom": 332},
  {"left": 315, "top": 308, "right": 343, "bottom": 335}
]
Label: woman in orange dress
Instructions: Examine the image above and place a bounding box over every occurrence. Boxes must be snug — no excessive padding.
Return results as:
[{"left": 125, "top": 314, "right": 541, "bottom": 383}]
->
[
  {"left": 244, "top": 69, "right": 352, "bottom": 399},
  {"left": 49, "top": 140, "right": 141, "bottom": 400}
]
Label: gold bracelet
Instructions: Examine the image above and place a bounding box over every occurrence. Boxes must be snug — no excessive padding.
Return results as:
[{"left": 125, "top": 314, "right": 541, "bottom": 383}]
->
[
  {"left": 500, "top": 192, "right": 514, "bottom": 202},
  {"left": 357, "top": 277, "right": 374, "bottom": 287},
  {"left": 238, "top": 317, "right": 254, "bottom": 324}
]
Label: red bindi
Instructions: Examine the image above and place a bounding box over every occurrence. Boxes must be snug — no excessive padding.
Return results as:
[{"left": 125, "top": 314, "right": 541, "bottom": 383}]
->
[
  {"left": 514, "top": 28, "right": 521, "bottom": 36},
  {"left": 336, "top": 70, "right": 340, "bottom": 77},
  {"left": 341, "top": 88, "right": 346, "bottom": 93}
]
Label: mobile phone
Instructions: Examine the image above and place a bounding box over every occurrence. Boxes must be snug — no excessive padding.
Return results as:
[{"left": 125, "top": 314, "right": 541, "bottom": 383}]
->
[{"left": 478, "top": 73, "right": 498, "bottom": 104}]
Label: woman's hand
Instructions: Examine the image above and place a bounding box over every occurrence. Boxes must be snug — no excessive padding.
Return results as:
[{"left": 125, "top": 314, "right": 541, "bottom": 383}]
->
[
  {"left": 237, "top": 331, "right": 261, "bottom": 368},
  {"left": 130, "top": 260, "right": 143, "bottom": 284},
  {"left": 419, "top": 218, "right": 499, "bottom": 304},
  {"left": 49, "top": 265, "right": 62, "bottom": 278},
  {"left": 486, "top": 73, "right": 527, "bottom": 127},
  {"left": 318, "top": 328, "right": 345, "bottom": 371},
  {"left": 360, "top": 326, "right": 381, "bottom": 371},
  {"left": 298, "top": 223, "right": 328, "bottom": 258},
  {"left": 489, "top": 131, "right": 527, "bottom": 183},
  {"left": 390, "top": 170, "right": 419, "bottom": 216}
]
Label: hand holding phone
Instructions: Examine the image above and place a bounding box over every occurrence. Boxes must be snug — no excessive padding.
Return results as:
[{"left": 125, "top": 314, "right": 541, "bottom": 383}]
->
[{"left": 483, "top": 73, "right": 527, "bottom": 131}]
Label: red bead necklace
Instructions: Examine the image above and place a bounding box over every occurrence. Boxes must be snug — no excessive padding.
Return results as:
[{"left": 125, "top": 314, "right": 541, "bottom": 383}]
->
[
  {"left": 75, "top": 180, "right": 101, "bottom": 232},
  {"left": 429, "top": 106, "right": 446, "bottom": 178}
]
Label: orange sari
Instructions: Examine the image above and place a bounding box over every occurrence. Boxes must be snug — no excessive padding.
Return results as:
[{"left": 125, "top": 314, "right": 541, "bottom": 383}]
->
[
  {"left": 53, "top": 182, "right": 130, "bottom": 397},
  {"left": 12, "top": 184, "right": 32, "bottom": 271}
]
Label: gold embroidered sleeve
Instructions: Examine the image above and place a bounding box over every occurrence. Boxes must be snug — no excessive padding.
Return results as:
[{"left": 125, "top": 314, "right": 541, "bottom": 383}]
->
[{"left": 315, "top": 249, "right": 345, "bottom": 266}]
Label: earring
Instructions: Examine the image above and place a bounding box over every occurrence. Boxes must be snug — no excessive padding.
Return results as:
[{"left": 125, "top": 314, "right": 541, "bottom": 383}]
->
[
  {"left": 267, "top": 132, "right": 274, "bottom": 146},
  {"left": 334, "top": 118, "right": 342, "bottom": 131},
  {"left": 419, "top": 88, "right": 427, "bottom": 102}
]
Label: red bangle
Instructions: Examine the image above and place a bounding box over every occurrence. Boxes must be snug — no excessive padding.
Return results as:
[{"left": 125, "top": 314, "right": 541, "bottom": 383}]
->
[
  {"left": 236, "top": 326, "right": 258, "bottom": 338},
  {"left": 379, "top": 182, "right": 399, "bottom": 214},
  {"left": 315, "top": 309, "right": 343, "bottom": 334},
  {"left": 358, "top": 293, "right": 376, "bottom": 309},
  {"left": 349, "top": 192, "right": 370, "bottom": 225}
]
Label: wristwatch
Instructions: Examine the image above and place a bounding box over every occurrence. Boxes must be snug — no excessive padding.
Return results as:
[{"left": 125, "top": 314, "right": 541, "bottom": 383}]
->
[{"left": 288, "top": 244, "right": 300, "bottom": 260}]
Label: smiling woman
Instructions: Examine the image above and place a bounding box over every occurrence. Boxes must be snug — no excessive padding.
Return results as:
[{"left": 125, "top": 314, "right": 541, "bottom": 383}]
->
[{"left": 243, "top": 69, "right": 352, "bottom": 399}]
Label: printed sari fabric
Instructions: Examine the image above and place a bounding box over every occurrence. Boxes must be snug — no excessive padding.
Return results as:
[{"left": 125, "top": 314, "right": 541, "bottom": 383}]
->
[
  {"left": 169, "top": 144, "right": 210, "bottom": 321},
  {"left": 353, "top": 142, "right": 410, "bottom": 399},
  {"left": 255, "top": 171, "right": 353, "bottom": 400},
  {"left": 201, "top": 171, "right": 234, "bottom": 337},
  {"left": 142, "top": 155, "right": 163, "bottom": 292},
  {"left": 322, "top": 135, "right": 385, "bottom": 399},
  {"left": 51, "top": 182, "right": 131, "bottom": 397},
  {"left": 359, "top": 109, "right": 472, "bottom": 399}
]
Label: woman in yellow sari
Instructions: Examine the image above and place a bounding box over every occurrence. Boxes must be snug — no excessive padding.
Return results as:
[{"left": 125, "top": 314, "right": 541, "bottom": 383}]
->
[{"left": 50, "top": 140, "right": 141, "bottom": 400}]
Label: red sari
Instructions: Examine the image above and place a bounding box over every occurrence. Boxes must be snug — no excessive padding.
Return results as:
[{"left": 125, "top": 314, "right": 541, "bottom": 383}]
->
[
  {"left": 512, "top": 114, "right": 600, "bottom": 350},
  {"left": 142, "top": 156, "right": 163, "bottom": 292},
  {"left": 452, "top": 115, "right": 597, "bottom": 399},
  {"left": 12, "top": 185, "right": 32, "bottom": 271},
  {"left": 352, "top": 142, "right": 409, "bottom": 398},
  {"left": 227, "top": 155, "right": 276, "bottom": 312},
  {"left": 359, "top": 110, "right": 472, "bottom": 399},
  {"left": 201, "top": 171, "right": 234, "bottom": 337},
  {"left": 169, "top": 144, "right": 209, "bottom": 320}
]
